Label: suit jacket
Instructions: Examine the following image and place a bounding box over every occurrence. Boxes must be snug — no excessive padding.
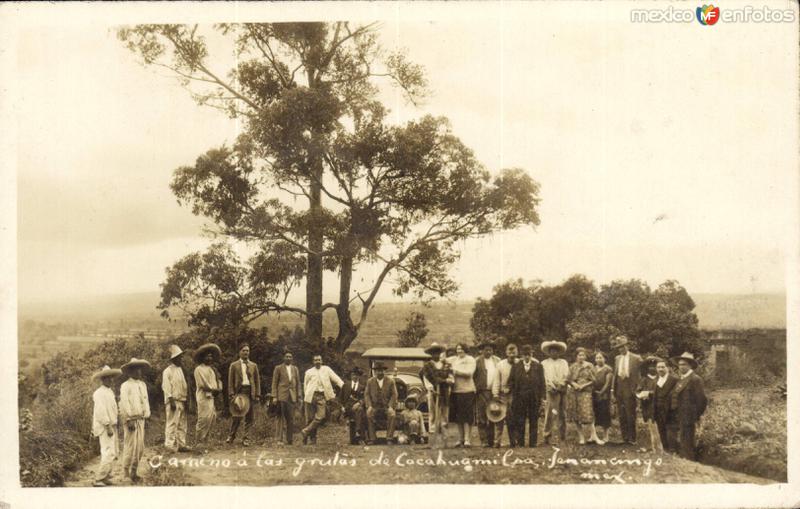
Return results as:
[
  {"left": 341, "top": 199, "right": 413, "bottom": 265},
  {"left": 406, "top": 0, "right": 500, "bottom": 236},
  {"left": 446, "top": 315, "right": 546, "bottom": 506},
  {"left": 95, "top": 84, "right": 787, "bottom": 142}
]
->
[
  {"left": 653, "top": 374, "right": 678, "bottom": 424},
  {"left": 364, "top": 376, "right": 398, "bottom": 410},
  {"left": 671, "top": 372, "right": 707, "bottom": 425},
  {"left": 228, "top": 359, "right": 261, "bottom": 400},
  {"left": 612, "top": 352, "right": 643, "bottom": 395},
  {"left": 473, "top": 355, "right": 501, "bottom": 392},
  {"left": 508, "top": 360, "right": 546, "bottom": 403},
  {"left": 636, "top": 375, "right": 658, "bottom": 421},
  {"left": 272, "top": 363, "right": 301, "bottom": 403},
  {"left": 339, "top": 379, "right": 366, "bottom": 413}
]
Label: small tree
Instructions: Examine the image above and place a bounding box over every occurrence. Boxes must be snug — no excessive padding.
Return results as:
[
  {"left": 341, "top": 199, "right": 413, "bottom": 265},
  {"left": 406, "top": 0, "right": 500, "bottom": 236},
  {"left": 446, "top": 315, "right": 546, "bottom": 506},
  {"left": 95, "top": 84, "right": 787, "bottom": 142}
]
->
[{"left": 397, "top": 311, "right": 429, "bottom": 348}]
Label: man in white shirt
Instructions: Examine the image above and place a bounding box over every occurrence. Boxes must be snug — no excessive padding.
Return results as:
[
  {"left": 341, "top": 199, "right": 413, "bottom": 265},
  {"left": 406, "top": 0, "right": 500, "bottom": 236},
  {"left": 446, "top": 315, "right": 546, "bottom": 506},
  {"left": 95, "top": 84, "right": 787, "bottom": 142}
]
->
[
  {"left": 193, "top": 343, "right": 222, "bottom": 451},
  {"left": 540, "top": 341, "right": 568, "bottom": 445},
  {"left": 119, "top": 358, "right": 151, "bottom": 483},
  {"left": 474, "top": 341, "right": 501, "bottom": 447},
  {"left": 300, "top": 354, "right": 344, "bottom": 445},
  {"left": 227, "top": 343, "right": 261, "bottom": 446},
  {"left": 611, "top": 335, "right": 643, "bottom": 445},
  {"left": 91, "top": 365, "right": 122, "bottom": 487},
  {"left": 162, "top": 345, "right": 191, "bottom": 453}
]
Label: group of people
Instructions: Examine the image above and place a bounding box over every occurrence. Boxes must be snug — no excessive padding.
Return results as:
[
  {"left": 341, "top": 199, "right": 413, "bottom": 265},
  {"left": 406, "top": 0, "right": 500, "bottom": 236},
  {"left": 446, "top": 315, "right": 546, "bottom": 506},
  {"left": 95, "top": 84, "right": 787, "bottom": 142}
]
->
[
  {"left": 417, "top": 335, "right": 708, "bottom": 459},
  {"left": 89, "top": 335, "right": 708, "bottom": 486}
]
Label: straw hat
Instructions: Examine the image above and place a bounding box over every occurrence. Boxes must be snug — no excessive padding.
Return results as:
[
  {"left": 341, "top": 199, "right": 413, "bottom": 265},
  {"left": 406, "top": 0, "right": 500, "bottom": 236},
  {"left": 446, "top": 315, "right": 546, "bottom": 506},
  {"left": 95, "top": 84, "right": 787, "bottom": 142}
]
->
[
  {"left": 168, "top": 344, "right": 185, "bottom": 360},
  {"left": 540, "top": 340, "right": 567, "bottom": 355},
  {"left": 486, "top": 397, "right": 507, "bottom": 423},
  {"left": 193, "top": 343, "right": 222, "bottom": 362},
  {"left": 121, "top": 357, "right": 151, "bottom": 373},
  {"left": 671, "top": 351, "right": 698, "bottom": 369},
  {"left": 91, "top": 365, "right": 122, "bottom": 382},
  {"left": 424, "top": 342, "right": 445, "bottom": 356},
  {"left": 230, "top": 393, "right": 251, "bottom": 417}
]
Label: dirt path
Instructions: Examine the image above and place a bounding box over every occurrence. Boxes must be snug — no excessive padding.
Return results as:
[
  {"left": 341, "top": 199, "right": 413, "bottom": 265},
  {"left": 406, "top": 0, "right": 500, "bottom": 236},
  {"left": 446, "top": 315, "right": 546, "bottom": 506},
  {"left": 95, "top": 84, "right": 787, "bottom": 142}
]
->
[{"left": 65, "top": 424, "right": 771, "bottom": 487}]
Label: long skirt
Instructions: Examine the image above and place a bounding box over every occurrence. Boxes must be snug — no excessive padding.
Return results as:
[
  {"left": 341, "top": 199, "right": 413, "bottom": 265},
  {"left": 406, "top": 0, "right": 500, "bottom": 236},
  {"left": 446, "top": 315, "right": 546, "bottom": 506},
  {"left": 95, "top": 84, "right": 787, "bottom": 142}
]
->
[
  {"left": 567, "top": 388, "right": 594, "bottom": 424},
  {"left": 449, "top": 392, "right": 475, "bottom": 424},
  {"left": 593, "top": 396, "right": 611, "bottom": 428}
]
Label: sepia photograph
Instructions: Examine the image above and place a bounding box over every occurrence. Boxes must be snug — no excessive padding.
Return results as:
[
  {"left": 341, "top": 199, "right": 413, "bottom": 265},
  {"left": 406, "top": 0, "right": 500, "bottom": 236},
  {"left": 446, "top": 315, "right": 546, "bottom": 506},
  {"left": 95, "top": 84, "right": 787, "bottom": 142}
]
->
[{"left": 2, "top": 1, "right": 799, "bottom": 508}]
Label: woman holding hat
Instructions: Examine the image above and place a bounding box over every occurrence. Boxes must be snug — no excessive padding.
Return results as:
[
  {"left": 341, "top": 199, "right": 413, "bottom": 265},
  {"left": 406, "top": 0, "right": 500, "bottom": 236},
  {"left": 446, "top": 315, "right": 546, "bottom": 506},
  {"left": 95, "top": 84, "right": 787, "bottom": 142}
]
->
[
  {"left": 91, "top": 365, "right": 122, "bottom": 487},
  {"left": 566, "top": 347, "right": 604, "bottom": 445},
  {"left": 119, "top": 357, "right": 151, "bottom": 483},
  {"left": 193, "top": 343, "right": 223, "bottom": 451}
]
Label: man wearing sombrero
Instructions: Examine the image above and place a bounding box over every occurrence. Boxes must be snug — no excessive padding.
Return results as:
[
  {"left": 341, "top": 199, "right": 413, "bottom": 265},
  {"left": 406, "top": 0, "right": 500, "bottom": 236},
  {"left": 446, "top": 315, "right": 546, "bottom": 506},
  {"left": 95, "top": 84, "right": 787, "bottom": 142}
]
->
[
  {"left": 90, "top": 365, "right": 122, "bottom": 487},
  {"left": 670, "top": 352, "right": 707, "bottom": 460},
  {"left": 162, "top": 345, "right": 190, "bottom": 453},
  {"left": 193, "top": 343, "right": 222, "bottom": 451},
  {"left": 541, "top": 340, "right": 568, "bottom": 445},
  {"left": 610, "top": 335, "right": 642, "bottom": 445},
  {"left": 119, "top": 357, "right": 151, "bottom": 483}
]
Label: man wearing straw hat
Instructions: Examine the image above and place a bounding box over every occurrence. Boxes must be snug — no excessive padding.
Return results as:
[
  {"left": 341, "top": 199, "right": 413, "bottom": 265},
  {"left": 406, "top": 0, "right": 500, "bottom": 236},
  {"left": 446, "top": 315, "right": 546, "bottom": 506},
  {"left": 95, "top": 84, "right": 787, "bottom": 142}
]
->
[
  {"left": 193, "top": 343, "right": 223, "bottom": 450},
  {"left": 670, "top": 352, "right": 707, "bottom": 460},
  {"left": 541, "top": 340, "right": 569, "bottom": 445},
  {"left": 91, "top": 365, "right": 122, "bottom": 487},
  {"left": 119, "top": 357, "right": 151, "bottom": 483},
  {"left": 162, "top": 345, "right": 191, "bottom": 453},
  {"left": 610, "top": 335, "right": 643, "bottom": 445}
]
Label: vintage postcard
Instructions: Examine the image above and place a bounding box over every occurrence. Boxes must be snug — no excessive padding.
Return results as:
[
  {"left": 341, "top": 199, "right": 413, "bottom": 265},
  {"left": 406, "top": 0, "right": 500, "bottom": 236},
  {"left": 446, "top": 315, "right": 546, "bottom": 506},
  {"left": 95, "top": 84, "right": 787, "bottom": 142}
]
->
[{"left": 1, "top": 1, "right": 798, "bottom": 508}]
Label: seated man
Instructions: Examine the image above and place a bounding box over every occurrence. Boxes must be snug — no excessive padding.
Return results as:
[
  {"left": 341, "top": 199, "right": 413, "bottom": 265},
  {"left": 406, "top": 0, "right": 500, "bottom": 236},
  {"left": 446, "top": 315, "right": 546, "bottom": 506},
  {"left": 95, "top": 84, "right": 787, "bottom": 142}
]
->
[
  {"left": 339, "top": 367, "right": 366, "bottom": 445},
  {"left": 365, "top": 361, "right": 398, "bottom": 444},
  {"left": 398, "top": 394, "right": 427, "bottom": 444}
]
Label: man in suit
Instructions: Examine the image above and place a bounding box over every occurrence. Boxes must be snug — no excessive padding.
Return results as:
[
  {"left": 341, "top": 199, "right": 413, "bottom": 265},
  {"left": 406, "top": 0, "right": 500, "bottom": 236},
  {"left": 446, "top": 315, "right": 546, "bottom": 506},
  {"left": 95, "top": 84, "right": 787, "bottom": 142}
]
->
[
  {"left": 670, "top": 352, "right": 708, "bottom": 460},
  {"left": 300, "top": 354, "right": 344, "bottom": 445},
  {"left": 364, "top": 361, "right": 399, "bottom": 444},
  {"left": 271, "top": 350, "right": 302, "bottom": 445},
  {"left": 611, "top": 335, "right": 642, "bottom": 445},
  {"left": 509, "top": 344, "right": 546, "bottom": 447},
  {"left": 227, "top": 343, "right": 261, "bottom": 447},
  {"left": 339, "top": 367, "right": 366, "bottom": 445},
  {"left": 473, "top": 341, "right": 501, "bottom": 447},
  {"left": 653, "top": 358, "right": 679, "bottom": 452}
]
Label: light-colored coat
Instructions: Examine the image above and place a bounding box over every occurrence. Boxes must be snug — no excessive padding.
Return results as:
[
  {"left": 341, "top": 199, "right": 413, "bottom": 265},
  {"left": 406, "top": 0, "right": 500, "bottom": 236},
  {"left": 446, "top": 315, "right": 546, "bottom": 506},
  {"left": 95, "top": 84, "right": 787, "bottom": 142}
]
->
[{"left": 303, "top": 365, "right": 344, "bottom": 403}]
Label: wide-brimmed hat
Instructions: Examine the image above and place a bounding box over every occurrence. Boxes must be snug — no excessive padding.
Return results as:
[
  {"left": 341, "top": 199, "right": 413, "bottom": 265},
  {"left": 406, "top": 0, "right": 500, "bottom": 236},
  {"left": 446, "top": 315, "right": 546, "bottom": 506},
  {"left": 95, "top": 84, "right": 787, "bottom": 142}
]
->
[
  {"left": 372, "top": 361, "right": 388, "bottom": 371},
  {"left": 671, "top": 351, "right": 698, "bottom": 369},
  {"left": 349, "top": 366, "right": 364, "bottom": 376},
  {"left": 405, "top": 394, "right": 418, "bottom": 404},
  {"left": 168, "top": 344, "right": 185, "bottom": 360},
  {"left": 486, "top": 397, "right": 507, "bottom": 423},
  {"left": 424, "top": 342, "right": 445, "bottom": 356},
  {"left": 541, "top": 341, "right": 567, "bottom": 355},
  {"left": 193, "top": 343, "right": 222, "bottom": 362},
  {"left": 610, "top": 335, "right": 630, "bottom": 350},
  {"left": 121, "top": 357, "right": 151, "bottom": 373},
  {"left": 230, "top": 393, "right": 251, "bottom": 417},
  {"left": 91, "top": 365, "right": 122, "bottom": 382}
]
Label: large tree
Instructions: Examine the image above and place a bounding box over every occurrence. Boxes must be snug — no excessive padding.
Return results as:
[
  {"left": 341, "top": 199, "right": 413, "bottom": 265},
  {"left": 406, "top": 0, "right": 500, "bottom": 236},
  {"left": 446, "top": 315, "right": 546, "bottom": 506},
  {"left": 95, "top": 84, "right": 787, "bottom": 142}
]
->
[{"left": 119, "top": 23, "right": 541, "bottom": 353}]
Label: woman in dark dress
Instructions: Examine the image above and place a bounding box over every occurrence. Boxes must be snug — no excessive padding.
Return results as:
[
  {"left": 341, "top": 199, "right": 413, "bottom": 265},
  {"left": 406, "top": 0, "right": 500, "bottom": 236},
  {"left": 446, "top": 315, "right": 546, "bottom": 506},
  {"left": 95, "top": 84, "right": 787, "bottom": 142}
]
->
[{"left": 592, "top": 351, "right": 613, "bottom": 442}]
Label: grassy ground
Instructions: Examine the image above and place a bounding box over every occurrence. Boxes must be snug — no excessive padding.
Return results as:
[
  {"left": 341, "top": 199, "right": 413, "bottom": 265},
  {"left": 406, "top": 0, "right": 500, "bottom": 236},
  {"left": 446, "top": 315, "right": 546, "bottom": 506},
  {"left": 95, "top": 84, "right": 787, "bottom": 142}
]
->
[
  {"left": 63, "top": 404, "right": 773, "bottom": 487},
  {"left": 697, "top": 387, "right": 787, "bottom": 482}
]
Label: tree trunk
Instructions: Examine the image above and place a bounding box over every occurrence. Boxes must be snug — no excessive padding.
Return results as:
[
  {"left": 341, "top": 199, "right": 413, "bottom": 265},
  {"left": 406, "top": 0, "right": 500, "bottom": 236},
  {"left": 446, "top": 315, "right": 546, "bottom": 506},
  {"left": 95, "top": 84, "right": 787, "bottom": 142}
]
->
[
  {"left": 306, "top": 155, "right": 324, "bottom": 343},
  {"left": 335, "top": 255, "right": 358, "bottom": 353}
]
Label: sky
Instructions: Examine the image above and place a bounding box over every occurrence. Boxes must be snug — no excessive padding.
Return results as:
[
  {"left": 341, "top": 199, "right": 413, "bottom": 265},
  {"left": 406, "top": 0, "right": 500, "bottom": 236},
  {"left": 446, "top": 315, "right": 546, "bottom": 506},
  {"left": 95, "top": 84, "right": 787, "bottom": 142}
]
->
[{"left": 10, "top": 3, "right": 799, "bottom": 305}]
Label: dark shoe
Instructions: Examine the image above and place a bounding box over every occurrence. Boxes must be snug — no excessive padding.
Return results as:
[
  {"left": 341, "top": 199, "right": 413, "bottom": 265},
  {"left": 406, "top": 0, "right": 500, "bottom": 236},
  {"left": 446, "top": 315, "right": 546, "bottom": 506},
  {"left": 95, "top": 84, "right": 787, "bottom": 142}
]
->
[
  {"left": 454, "top": 442, "right": 464, "bottom": 448},
  {"left": 178, "top": 446, "right": 192, "bottom": 453}
]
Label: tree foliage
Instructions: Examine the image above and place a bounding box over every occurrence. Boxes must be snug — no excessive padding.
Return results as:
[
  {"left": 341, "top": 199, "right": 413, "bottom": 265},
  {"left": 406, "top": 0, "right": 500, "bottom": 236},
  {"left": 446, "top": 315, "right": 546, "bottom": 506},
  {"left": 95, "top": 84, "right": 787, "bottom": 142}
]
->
[
  {"left": 471, "top": 275, "right": 703, "bottom": 359},
  {"left": 118, "top": 23, "right": 541, "bottom": 353},
  {"left": 397, "top": 311, "right": 429, "bottom": 348}
]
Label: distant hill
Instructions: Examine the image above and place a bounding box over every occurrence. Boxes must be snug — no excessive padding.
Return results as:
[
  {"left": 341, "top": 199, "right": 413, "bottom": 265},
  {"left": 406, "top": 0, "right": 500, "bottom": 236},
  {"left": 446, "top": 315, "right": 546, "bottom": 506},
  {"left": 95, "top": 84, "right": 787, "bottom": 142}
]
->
[{"left": 19, "top": 291, "right": 785, "bottom": 338}]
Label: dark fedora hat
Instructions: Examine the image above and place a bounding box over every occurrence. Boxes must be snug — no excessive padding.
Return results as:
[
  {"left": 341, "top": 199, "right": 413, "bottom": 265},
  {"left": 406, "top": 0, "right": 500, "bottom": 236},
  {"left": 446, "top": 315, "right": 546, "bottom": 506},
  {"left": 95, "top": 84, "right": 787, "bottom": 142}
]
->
[
  {"left": 349, "top": 366, "right": 364, "bottom": 376},
  {"left": 372, "top": 361, "right": 388, "bottom": 371}
]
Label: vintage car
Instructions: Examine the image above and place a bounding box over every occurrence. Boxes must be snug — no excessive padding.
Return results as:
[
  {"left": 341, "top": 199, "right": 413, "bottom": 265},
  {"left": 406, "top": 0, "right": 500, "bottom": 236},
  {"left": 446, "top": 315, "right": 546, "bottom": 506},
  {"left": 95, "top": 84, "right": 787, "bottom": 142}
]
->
[{"left": 359, "top": 347, "right": 432, "bottom": 441}]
